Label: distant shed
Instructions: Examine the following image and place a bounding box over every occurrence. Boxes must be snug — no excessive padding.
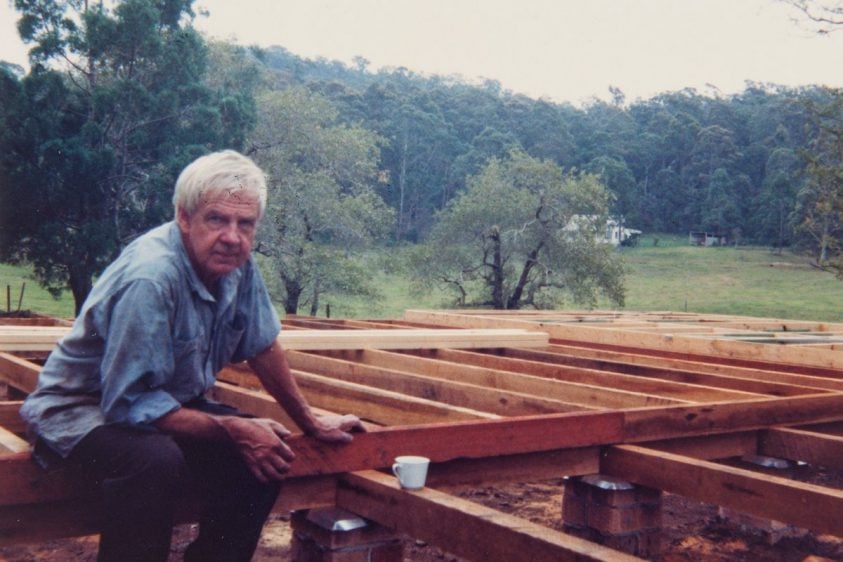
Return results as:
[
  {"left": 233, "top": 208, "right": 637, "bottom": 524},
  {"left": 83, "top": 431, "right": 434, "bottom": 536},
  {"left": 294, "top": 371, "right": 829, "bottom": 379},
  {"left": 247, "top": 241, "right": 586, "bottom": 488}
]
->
[{"left": 689, "top": 231, "right": 727, "bottom": 246}]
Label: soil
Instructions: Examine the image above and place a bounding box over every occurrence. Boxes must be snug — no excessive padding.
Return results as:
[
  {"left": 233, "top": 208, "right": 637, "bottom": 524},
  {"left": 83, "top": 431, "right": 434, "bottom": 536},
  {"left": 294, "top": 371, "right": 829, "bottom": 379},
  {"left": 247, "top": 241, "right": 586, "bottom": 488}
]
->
[{"left": 3, "top": 470, "right": 842, "bottom": 562}]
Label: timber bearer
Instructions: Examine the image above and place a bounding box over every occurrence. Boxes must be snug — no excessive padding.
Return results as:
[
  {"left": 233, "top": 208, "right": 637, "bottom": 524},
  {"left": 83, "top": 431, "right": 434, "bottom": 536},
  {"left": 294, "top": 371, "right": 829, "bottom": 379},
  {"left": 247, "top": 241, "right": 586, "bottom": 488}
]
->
[{"left": 21, "top": 150, "right": 365, "bottom": 562}]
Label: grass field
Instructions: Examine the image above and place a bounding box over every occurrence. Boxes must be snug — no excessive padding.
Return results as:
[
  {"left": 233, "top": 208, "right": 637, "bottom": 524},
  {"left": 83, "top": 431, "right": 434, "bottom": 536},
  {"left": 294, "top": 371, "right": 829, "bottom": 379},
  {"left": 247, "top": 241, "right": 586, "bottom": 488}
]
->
[{"left": 3, "top": 235, "right": 843, "bottom": 322}]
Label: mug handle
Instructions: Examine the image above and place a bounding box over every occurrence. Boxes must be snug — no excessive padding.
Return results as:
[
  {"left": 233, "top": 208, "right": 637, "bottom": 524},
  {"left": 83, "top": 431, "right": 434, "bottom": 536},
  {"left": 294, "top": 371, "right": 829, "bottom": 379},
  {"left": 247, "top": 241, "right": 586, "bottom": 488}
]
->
[{"left": 392, "top": 463, "right": 401, "bottom": 478}]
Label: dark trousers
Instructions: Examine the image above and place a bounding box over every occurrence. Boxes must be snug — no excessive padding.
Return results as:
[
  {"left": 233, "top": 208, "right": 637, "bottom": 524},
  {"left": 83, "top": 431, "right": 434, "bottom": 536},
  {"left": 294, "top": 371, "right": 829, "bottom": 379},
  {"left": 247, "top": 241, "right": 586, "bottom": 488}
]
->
[{"left": 64, "top": 402, "right": 281, "bottom": 562}]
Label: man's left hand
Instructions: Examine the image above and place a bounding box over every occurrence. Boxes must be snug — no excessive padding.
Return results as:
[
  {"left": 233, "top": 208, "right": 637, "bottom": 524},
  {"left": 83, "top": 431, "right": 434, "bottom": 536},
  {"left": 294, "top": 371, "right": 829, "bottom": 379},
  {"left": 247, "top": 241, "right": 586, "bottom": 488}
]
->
[{"left": 309, "top": 414, "right": 366, "bottom": 443}]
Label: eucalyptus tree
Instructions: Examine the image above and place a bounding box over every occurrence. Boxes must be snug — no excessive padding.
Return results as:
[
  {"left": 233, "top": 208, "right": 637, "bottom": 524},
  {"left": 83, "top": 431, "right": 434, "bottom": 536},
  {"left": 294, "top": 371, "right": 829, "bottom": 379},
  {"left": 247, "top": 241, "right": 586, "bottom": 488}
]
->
[
  {"left": 0, "top": 0, "right": 254, "bottom": 313},
  {"left": 413, "top": 150, "right": 625, "bottom": 310},
  {"left": 792, "top": 90, "right": 843, "bottom": 268},
  {"left": 249, "top": 86, "right": 393, "bottom": 315}
]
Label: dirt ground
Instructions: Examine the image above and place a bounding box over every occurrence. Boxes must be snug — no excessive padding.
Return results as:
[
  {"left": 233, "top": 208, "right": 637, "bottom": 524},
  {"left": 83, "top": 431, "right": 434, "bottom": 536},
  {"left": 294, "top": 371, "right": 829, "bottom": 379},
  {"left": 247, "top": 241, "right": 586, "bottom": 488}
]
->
[{"left": 3, "top": 470, "right": 843, "bottom": 562}]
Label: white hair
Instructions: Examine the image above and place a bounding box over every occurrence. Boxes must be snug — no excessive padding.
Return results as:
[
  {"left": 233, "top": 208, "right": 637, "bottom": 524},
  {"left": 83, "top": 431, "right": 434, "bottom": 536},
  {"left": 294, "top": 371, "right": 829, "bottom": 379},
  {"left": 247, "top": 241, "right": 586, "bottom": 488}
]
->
[{"left": 173, "top": 150, "right": 267, "bottom": 217}]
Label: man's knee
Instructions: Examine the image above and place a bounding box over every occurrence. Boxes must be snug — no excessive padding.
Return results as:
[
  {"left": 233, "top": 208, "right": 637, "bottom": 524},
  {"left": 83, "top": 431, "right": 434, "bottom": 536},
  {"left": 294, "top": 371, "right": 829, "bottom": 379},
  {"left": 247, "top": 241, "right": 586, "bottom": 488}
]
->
[{"left": 71, "top": 426, "right": 189, "bottom": 493}]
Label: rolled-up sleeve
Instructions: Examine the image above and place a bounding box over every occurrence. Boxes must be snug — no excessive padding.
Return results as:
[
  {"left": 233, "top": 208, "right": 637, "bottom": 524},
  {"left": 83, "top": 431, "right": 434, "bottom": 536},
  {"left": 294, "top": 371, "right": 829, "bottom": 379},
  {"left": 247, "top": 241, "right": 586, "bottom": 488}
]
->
[{"left": 96, "top": 280, "right": 181, "bottom": 425}]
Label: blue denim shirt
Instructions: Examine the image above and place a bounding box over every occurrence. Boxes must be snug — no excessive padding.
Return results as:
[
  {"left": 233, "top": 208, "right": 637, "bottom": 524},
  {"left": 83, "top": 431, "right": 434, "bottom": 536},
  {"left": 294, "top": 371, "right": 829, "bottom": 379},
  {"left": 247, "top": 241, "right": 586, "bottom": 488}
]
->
[{"left": 20, "top": 222, "right": 281, "bottom": 458}]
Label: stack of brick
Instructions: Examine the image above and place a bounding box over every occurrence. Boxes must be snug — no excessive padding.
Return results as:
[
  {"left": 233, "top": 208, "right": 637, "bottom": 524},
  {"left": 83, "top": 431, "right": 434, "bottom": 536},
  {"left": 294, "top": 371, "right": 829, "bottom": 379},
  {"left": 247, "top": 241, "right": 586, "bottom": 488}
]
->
[
  {"left": 562, "top": 474, "right": 662, "bottom": 559},
  {"left": 290, "top": 507, "right": 404, "bottom": 562}
]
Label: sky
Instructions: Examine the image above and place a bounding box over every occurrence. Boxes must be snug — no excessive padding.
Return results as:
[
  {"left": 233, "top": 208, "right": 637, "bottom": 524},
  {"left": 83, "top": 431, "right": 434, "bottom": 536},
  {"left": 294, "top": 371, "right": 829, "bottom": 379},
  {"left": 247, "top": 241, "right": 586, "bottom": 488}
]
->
[{"left": 2, "top": 0, "right": 843, "bottom": 105}]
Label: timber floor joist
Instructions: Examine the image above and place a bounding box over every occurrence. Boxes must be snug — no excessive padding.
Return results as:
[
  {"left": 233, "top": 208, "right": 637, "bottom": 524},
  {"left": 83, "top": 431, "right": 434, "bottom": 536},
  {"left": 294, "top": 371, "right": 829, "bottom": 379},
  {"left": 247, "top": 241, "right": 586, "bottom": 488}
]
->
[{"left": 3, "top": 311, "right": 843, "bottom": 560}]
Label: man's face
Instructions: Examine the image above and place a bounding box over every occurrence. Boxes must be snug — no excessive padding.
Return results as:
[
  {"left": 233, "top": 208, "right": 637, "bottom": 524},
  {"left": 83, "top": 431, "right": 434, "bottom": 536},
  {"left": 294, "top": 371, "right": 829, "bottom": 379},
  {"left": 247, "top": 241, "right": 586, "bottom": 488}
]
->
[{"left": 177, "top": 190, "right": 260, "bottom": 289}]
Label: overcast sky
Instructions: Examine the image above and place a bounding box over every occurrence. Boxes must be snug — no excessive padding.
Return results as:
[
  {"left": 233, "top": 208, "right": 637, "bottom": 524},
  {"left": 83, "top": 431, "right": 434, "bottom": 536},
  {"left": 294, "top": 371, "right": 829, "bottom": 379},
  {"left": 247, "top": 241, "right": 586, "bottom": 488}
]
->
[{"left": 2, "top": 0, "right": 843, "bottom": 105}]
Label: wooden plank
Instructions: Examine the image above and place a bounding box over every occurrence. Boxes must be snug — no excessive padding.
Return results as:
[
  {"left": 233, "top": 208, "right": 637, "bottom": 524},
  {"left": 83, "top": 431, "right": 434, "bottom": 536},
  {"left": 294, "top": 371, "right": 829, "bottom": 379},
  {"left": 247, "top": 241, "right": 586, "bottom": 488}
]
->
[
  {"left": 403, "top": 309, "right": 843, "bottom": 372},
  {"left": 623, "top": 394, "right": 843, "bottom": 442},
  {"left": 287, "top": 351, "right": 594, "bottom": 416},
  {"left": 337, "top": 470, "right": 643, "bottom": 562},
  {"left": 293, "top": 370, "right": 499, "bottom": 424},
  {"left": 505, "top": 345, "right": 835, "bottom": 396},
  {"left": 1, "top": 411, "right": 623, "bottom": 505},
  {"left": 639, "top": 431, "right": 757, "bottom": 460},
  {"left": 601, "top": 444, "right": 843, "bottom": 536},
  {"left": 426, "top": 447, "right": 600, "bottom": 487},
  {"left": 0, "top": 475, "right": 338, "bottom": 546},
  {"left": 280, "top": 328, "right": 549, "bottom": 350},
  {"left": 536, "top": 343, "right": 843, "bottom": 394},
  {"left": 7, "top": 393, "right": 843, "bottom": 505},
  {"left": 215, "top": 370, "right": 497, "bottom": 426},
  {"left": 405, "top": 348, "right": 764, "bottom": 403},
  {"left": 0, "top": 426, "right": 28, "bottom": 453},
  {"left": 209, "top": 381, "right": 300, "bottom": 430},
  {"left": 0, "top": 325, "right": 548, "bottom": 352},
  {"left": 759, "top": 427, "right": 843, "bottom": 470},
  {"left": 311, "top": 348, "right": 687, "bottom": 408},
  {"left": 0, "top": 401, "right": 25, "bottom": 434},
  {"left": 0, "top": 352, "right": 40, "bottom": 393}
]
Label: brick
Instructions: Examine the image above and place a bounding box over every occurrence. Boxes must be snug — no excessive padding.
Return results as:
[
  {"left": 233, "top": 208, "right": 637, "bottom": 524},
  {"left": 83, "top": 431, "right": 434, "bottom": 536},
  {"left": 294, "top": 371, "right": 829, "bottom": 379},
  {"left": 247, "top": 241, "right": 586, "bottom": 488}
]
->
[
  {"left": 586, "top": 502, "right": 661, "bottom": 535},
  {"left": 290, "top": 509, "right": 403, "bottom": 562},
  {"left": 601, "top": 529, "right": 661, "bottom": 559},
  {"left": 561, "top": 495, "right": 587, "bottom": 528}
]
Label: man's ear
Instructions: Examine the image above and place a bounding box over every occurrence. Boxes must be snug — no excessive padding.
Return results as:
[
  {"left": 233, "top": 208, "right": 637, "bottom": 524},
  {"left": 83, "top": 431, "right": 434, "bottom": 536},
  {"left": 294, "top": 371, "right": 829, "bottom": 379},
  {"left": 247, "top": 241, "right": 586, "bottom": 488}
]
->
[{"left": 176, "top": 206, "right": 191, "bottom": 234}]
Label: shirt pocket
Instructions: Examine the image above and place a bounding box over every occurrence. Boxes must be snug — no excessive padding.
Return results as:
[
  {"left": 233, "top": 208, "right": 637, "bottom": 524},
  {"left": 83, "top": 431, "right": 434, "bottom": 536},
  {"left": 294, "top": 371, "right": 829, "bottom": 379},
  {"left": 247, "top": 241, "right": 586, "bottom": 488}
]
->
[
  {"left": 172, "top": 333, "right": 207, "bottom": 394},
  {"left": 212, "top": 312, "right": 247, "bottom": 372}
]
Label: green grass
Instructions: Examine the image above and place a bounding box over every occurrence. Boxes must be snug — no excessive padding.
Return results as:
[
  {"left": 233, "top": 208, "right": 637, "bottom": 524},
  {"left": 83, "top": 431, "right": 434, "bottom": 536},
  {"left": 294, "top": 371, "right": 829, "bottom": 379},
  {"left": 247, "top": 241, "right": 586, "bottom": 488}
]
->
[
  {"left": 7, "top": 236, "right": 843, "bottom": 323},
  {"left": 622, "top": 235, "right": 843, "bottom": 322},
  {"left": 0, "top": 263, "right": 75, "bottom": 319}
]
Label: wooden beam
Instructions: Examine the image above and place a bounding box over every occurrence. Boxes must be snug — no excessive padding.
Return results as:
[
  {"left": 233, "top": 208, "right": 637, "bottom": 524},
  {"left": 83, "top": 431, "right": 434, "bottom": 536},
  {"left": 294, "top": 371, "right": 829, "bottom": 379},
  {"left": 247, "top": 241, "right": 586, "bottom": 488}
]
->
[
  {"left": 0, "top": 475, "right": 339, "bottom": 546},
  {"left": 280, "top": 328, "right": 548, "bottom": 350},
  {"left": 405, "top": 348, "right": 764, "bottom": 403},
  {"left": 216, "top": 366, "right": 497, "bottom": 425},
  {"left": 0, "top": 426, "right": 28, "bottom": 453},
  {"left": 293, "top": 370, "right": 499, "bottom": 424},
  {"left": 759, "top": 427, "right": 843, "bottom": 470},
  {"left": 601, "top": 444, "right": 843, "bottom": 536},
  {"left": 623, "top": 394, "right": 843, "bottom": 442},
  {"left": 1, "top": 411, "right": 623, "bottom": 505},
  {"left": 0, "top": 326, "right": 549, "bottom": 352},
  {"left": 402, "top": 309, "right": 843, "bottom": 373},
  {"left": 287, "top": 351, "right": 594, "bottom": 416},
  {"left": 0, "top": 327, "right": 70, "bottom": 352},
  {"left": 337, "top": 470, "right": 643, "bottom": 562},
  {"left": 0, "top": 401, "right": 25, "bottom": 434},
  {"left": 311, "top": 348, "right": 687, "bottom": 408},
  {"left": 504, "top": 345, "right": 835, "bottom": 396},
  {"left": 0, "top": 352, "right": 40, "bottom": 393},
  {"left": 426, "top": 447, "right": 600, "bottom": 487},
  {"left": 5, "top": 393, "right": 843, "bottom": 506},
  {"left": 639, "top": 431, "right": 757, "bottom": 460}
]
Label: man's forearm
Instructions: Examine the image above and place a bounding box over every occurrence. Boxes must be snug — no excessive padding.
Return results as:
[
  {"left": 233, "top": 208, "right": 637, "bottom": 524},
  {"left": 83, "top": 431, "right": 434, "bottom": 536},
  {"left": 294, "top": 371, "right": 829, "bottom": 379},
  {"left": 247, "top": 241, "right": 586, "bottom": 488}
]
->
[
  {"left": 154, "top": 406, "right": 231, "bottom": 440},
  {"left": 248, "top": 339, "right": 320, "bottom": 434}
]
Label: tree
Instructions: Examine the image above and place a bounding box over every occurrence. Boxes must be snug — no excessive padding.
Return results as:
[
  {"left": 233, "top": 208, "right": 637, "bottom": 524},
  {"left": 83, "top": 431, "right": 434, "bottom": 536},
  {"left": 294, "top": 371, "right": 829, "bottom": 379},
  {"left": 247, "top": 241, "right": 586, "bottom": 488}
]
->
[
  {"left": 780, "top": 0, "right": 843, "bottom": 33},
  {"left": 413, "top": 150, "right": 625, "bottom": 310},
  {"left": 792, "top": 90, "right": 843, "bottom": 268},
  {"left": 0, "top": 0, "right": 255, "bottom": 313},
  {"left": 249, "top": 87, "right": 393, "bottom": 315},
  {"left": 753, "top": 145, "right": 802, "bottom": 252}
]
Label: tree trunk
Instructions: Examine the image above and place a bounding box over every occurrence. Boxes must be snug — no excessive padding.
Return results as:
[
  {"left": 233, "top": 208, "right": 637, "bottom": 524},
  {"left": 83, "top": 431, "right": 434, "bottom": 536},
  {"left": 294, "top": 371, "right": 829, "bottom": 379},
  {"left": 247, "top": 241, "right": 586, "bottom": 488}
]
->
[
  {"left": 284, "top": 280, "right": 303, "bottom": 315},
  {"left": 395, "top": 127, "right": 408, "bottom": 241},
  {"left": 488, "top": 227, "right": 505, "bottom": 309},
  {"left": 507, "top": 245, "right": 541, "bottom": 309},
  {"left": 309, "top": 278, "right": 321, "bottom": 317},
  {"left": 69, "top": 267, "right": 93, "bottom": 317}
]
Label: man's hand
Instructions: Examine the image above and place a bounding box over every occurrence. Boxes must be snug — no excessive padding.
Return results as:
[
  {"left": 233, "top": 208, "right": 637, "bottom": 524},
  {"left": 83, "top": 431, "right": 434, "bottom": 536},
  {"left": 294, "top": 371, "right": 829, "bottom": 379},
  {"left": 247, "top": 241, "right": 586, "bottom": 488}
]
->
[
  {"left": 220, "top": 417, "right": 296, "bottom": 482},
  {"left": 309, "top": 414, "right": 366, "bottom": 444}
]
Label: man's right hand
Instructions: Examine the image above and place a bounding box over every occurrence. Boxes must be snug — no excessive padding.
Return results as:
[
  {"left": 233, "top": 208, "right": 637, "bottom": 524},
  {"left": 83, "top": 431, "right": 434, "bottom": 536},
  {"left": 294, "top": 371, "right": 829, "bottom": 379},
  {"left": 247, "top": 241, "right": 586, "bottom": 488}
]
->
[{"left": 219, "top": 417, "right": 296, "bottom": 482}]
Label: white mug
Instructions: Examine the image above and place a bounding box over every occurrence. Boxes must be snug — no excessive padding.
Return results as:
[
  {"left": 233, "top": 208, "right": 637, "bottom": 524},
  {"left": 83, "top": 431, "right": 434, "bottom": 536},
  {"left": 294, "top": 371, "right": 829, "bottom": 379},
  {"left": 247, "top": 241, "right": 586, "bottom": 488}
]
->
[{"left": 391, "top": 455, "right": 430, "bottom": 490}]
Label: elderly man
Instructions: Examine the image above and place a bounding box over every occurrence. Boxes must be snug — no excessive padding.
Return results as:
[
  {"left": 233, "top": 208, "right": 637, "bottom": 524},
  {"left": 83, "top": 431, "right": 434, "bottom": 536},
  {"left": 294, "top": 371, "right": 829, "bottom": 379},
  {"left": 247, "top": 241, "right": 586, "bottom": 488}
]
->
[{"left": 21, "top": 150, "right": 364, "bottom": 562}]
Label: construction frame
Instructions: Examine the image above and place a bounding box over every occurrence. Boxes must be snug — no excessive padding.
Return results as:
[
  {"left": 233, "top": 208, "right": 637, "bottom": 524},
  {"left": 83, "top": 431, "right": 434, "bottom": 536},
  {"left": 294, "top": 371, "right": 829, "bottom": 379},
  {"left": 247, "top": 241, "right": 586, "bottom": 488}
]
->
[{"left": 2, "top": 309, "right": 843, "bottom": 560}]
